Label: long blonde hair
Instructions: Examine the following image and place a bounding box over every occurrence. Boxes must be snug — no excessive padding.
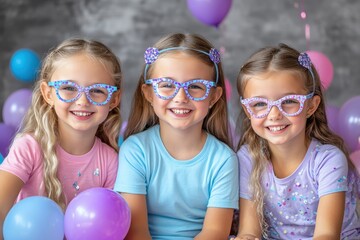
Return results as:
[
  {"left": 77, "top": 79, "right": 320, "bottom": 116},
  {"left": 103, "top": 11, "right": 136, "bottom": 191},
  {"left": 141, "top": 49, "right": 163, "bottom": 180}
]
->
[
  {"left": 236, "top": 43, "right": 352, "bottom": 236},
  {"left": 125, "top": 33, "right": 231, "bottom": 147},
  {"left": 17, "top": 38, "right": 122, "bottom": 209}
]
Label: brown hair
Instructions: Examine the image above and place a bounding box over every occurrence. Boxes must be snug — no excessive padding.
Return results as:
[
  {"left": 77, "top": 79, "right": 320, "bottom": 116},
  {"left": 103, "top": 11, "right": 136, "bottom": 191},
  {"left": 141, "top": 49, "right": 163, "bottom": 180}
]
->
[
  {"left": 125, "top": 33, "right": 231, "bottom": 147},
  {"left": 236, "top": 43, "right": 352, "bottom": 235}
]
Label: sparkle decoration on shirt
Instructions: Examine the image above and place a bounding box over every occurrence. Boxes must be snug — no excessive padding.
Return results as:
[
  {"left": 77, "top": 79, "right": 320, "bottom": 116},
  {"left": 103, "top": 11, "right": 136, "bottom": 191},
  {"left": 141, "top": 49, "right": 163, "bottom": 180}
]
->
[
  {"left": 93, "top": 168, "right": 100, "bottom": 176},
  {"left": 73, "top": 181, "right": 80, "bottom": 191}
]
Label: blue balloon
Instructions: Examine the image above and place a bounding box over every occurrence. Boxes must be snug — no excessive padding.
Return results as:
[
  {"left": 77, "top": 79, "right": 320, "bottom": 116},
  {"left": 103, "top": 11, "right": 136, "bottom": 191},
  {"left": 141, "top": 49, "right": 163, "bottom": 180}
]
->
[
  {"left": 10, "top": 48, "right": 41, "bottom": 82},
  {"left": 3, "top": 196, "right": 64, "bottom": 240},
  {"left": 0, "top": 153, "right": 4, "bottom": 164}
]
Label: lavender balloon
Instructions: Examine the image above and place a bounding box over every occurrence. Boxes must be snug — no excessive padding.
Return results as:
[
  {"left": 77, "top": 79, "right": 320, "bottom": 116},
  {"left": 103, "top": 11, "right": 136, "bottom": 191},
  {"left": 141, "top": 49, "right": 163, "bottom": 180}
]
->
[
  {"left": 64, "top": 187, "right": 131, "bottom": 240},
  {"left": 0, "top": 123, "right": 16, "bottom": 157},
  {"left": 338, "top": 96, "right": 360, "bottom": 152},
  {"left": 325, "top": 104, "right": 340, "bottom": 134},
  {"left": 187, "top": 0, "right": 232, "bottom": 28},
  {"left": 2, "top": 88, "right": 32, "bottom": 129}
]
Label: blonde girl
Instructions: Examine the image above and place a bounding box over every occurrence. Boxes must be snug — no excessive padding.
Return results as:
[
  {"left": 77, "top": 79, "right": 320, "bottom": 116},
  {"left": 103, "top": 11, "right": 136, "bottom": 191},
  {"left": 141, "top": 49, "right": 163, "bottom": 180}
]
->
[{"left": 0, "top": 38, "right": 122, "bottom": 240}]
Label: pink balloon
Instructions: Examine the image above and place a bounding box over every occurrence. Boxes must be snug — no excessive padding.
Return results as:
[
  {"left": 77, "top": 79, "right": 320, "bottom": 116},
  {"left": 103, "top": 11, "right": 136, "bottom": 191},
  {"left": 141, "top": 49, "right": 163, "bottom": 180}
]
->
[
  {"left": 338, "top": 96, "right": 360, "bottom": 152},
  {"left": 64, "top": 187, "right": 131, "bottom": 240},
  {"left": 2, "top": 88, "right": 32, "bottom": 129},
  {"left": 224, "top": 78, "right": 232, "bottom": 101},
  {"left": 306, "top": 50, "right": 334, "bottom": 90},
  {"left": 187, "top": 0, "right": 232, "bottom": 28},
  {"left": 350, "top": 150, "right": 360, "bottom": 175}
]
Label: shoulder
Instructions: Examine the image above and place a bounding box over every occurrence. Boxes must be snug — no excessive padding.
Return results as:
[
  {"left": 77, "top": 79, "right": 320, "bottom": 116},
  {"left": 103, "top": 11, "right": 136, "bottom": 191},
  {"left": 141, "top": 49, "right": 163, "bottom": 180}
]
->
[
  {"left": 122, "top": 126, "right": 158, "bottom": 149},
  {"left": 206, "top": 134, "right": 236, "bottom": 159},
  {"left": 10, "top": 134, "right": 41, "bottom": 157},
  {"left": 311, "top": 139, "right": 347, "bottom": 165},
  {"left": 94, "top": 137, "right": 117, "bottom": 158}
]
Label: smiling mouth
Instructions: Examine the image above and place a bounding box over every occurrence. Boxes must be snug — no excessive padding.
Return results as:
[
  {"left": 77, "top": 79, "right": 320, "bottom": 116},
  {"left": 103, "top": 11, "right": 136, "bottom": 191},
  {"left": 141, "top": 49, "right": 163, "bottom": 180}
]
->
[
  {"left": 171, "top": 109, "right": 191, "bottom": 115},
  {"left": 267, "top": 125, "right": 287, "bottom": 132},
  {"left": 71, "top": 111, "right": 93, "bottom": 117}
]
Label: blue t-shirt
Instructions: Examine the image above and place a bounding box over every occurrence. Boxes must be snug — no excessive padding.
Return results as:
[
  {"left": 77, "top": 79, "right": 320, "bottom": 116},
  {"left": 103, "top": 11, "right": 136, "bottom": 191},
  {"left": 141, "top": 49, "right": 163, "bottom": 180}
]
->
[
  {"left": 114, "top": 125, "right": 239, "bottom": 239},
  {"left": 238, "top": 139, "right": 360, "bottom": 240}
]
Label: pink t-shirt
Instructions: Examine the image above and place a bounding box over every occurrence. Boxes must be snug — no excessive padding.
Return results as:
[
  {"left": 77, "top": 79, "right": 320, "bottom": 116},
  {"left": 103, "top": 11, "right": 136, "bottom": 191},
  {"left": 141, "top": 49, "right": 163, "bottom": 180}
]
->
[{"left": 0, "top": 134, "right": 118, "bottom": 205}]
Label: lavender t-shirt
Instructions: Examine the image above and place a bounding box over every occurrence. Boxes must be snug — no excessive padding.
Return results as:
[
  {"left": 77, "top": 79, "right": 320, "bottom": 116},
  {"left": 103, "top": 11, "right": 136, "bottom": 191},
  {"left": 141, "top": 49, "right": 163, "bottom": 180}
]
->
[{"left": 238, "top": 139, "right": 360, "bottom": 240}]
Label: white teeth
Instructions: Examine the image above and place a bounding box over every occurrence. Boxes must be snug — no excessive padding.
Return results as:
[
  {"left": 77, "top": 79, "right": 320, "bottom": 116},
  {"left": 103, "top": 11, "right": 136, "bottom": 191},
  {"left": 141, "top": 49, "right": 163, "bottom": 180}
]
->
[
  {"left": 172, "top": 109, "right": 190, "bottom": 114},
  {"left": 73, "top": 111, "right": 91, "bottom": 116},
  {"left": 268, "top": 126, "right": 286, "bottom": 132}
]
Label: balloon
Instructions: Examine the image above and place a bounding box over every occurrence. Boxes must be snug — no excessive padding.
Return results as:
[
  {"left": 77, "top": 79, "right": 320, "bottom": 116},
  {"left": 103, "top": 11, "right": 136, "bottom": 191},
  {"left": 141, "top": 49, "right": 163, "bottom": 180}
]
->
[
  {"left": 350, "top": 150, "right": 360, "bottom": 174},
  {"left": 0, "top": 153, "right": 4, "bottom": 164},
  {"left": 2, "top": 88, "right": 32, "bottom": 128},
  {"left": 10, "top": 48, "right": 41, "bottom": 82},
  {"left": 306, "top": 50, "right": 333, "bottom": 90},
  {"left": 325, "top": 104, "right": 339, "bottom": 134},
  {"left": 64, "top": 187, "right": 131, "bottom": 240},
  {"left": 225, "top": 78, "right": 232, "bottom": 102},
  {"left": 0, "top": 123, "right": 16, "bottom": 156},
  {"left": 118, "top": 121, "right": 128, "bottom": 147},
  {"left": 187, "top": 0, "right": 232, "bottom": 28},
  {"left": 3, "top": 196, "right": 64, "bottom": 240},
  {"left": 338, "top": 96, "right": 360, "bottom": 152}
]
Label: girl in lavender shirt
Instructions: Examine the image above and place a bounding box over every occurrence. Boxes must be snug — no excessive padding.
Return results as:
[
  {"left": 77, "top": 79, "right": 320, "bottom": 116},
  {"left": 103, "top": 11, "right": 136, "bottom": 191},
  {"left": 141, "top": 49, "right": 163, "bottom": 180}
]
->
[{"left": 231, "top": 43, "right": 360, "bottom": 240}]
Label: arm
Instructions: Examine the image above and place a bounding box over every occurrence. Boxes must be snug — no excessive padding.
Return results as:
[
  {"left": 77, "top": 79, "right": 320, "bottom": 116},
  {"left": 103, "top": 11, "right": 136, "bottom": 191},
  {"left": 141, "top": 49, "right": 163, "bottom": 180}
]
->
[
  {"left": 313, "top": 192, "right": 345, "bottom": 240},
  {"left": 121, "top": 193, "right": 151, "bottom": 240},
  {"left": 233, "top": 198, "right": 261, "bottom": 240},
  {"left": 194, "top": 207, "right": 234, "bottom": 240},
  {"left": 0, "top": 170, "right": 24, "bottom": 240}
]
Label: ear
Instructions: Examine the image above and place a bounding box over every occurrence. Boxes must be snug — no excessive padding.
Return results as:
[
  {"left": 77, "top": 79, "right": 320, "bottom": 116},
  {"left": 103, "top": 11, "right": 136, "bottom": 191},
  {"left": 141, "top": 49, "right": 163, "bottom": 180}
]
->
[
  {"left": 306, "top": 95, "right": 321, "bottom": 117},
  {"left": 109, "top": 90, "right": 121, "bottom": 110},
  {"left": 209, "top": 86, "right": 223, "bottom": 107},
  {"left": 40, "top": 81, "right": 54, "bottom": 106},
  {"left": 141, "top": 84, "right": 153, "bottom": 104}
]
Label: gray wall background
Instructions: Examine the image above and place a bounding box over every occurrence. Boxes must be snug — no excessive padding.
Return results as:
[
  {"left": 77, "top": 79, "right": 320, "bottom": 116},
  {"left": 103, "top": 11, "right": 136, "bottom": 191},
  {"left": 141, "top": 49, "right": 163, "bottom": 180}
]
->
[{"left": 1, "top": 0, "right": 359, "bottom": 123}]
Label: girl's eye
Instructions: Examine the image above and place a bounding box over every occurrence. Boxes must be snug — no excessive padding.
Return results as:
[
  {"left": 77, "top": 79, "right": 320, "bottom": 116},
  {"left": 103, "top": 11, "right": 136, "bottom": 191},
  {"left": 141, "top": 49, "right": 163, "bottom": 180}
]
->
[
  {"left": 188, "top": 84, "right": 205, "bottom": 90},
  {"left": 60, "top": 85, "right": 77, "bottom": 92},
  {"left": 282, "top": 99, "right": 298, "bottom": 105},
  {"left": 252, "top": 102, "right": 267, "bottom": 108}
]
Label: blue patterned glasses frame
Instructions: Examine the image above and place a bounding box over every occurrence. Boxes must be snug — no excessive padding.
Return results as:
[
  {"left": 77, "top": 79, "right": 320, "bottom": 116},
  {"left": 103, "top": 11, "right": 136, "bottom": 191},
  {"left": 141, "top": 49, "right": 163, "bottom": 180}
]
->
[
  {"left": 145, "top": 78, "right": 216, "bottom": 101},
  {"left": 48, "top": 80, "right": 118, "bottom": 106}
]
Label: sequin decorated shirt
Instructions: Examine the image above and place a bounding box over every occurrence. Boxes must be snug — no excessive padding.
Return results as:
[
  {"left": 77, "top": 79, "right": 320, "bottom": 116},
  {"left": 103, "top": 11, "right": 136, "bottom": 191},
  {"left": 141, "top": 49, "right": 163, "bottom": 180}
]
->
[
  {"left": 0, "top": 134, "right": 118, "bottom": 205},
  {"left": 238, "top": 139, "right": 360, "bottom": 240}
]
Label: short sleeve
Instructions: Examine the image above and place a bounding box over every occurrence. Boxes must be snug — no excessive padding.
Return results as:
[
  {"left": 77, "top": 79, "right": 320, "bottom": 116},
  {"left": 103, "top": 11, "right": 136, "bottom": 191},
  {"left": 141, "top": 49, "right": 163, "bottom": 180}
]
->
[
  {"left": 102, "top": 149, "right": 119, "bottom": 189},
  {"left": 208, "top": 153, "right": 239, "bottom": 209},
  {"left": 0, "top": 135, "right": 41, "bottom": 183},
  {"left": 237, "top": 145, "right": 253, "bottom": 200},
  {"left": 314, "top": 145, "right": 348, "bottom": 197},
  {"left": 114, "top": 136, "right": 147, "bottom": 194}
]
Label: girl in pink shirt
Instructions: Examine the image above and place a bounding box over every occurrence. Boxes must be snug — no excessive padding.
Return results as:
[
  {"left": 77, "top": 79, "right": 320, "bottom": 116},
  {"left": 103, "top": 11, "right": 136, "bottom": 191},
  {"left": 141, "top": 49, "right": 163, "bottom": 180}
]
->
[{"left": 0, "top": 38, "right": 122, "bottom": 240}]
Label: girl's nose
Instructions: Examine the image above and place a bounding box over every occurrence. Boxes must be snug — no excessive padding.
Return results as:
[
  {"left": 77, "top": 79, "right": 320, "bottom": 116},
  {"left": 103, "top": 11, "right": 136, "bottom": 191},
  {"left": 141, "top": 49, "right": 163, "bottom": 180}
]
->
[
  {"left": 75, "top": 92, "right": 91, "bottom": 106},
  {"left": 173, "top": 88, "right": 189, "bottom": 103},
  {"left": 267, "top": 105, "right": 283, "bottom": 120}
]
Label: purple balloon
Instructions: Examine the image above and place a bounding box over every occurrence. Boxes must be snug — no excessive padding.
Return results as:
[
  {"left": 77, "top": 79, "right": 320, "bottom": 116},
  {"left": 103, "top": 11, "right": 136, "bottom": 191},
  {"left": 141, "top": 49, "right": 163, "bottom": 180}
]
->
[
  {"left": 0, "top": 123, "right": 16, "bottom": 157},
  {"left": 2, "top": 88, "right": 32, "bottom": 129},
  {"left": 187, "top": 0, "right": 232, "bottom": 27},
  {"left": 325, "top": 104, "right": 340, "bottom": 134},
  {"left": 338, "top": 96, "right": 360, "bottom": 152},
  {"left": 64, "top": 187, "right": 131, "bottom": 240}
]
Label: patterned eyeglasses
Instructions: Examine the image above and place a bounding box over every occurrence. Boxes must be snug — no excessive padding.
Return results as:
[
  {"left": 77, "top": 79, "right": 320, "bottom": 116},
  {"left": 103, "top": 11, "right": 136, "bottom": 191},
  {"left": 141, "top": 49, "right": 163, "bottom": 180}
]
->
[
  {"left": 145, "top": 78, "right": 216, "bottom": 101},
  {"left": 240, "top": 93, "right": 314, "bottom": 118},
  {"left": 240, "top": 52, "right": 316, "bottom": 118},
  {"left": 48, "top": 80, "right": 118, "bottom": 106}
]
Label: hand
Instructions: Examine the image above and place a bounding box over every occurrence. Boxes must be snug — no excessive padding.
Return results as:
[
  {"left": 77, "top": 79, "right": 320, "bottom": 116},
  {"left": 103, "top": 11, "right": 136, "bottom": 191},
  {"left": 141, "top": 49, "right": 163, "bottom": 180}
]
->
[{"left": 228, "top": 234, "right": 259, "bottom": 240}]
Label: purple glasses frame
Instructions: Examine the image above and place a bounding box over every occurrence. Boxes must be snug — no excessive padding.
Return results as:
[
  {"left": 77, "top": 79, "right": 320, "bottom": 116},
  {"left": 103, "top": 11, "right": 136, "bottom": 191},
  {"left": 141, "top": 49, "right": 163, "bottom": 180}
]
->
[
  {"left": 240, "top": 93, "right": 314, "bottom": 118},
  {"left": 240, "top": 52, "right": 316, "bottom": 118},
  {"left": 145, "top": 78, "right": 216, "bottom": 101}
]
